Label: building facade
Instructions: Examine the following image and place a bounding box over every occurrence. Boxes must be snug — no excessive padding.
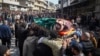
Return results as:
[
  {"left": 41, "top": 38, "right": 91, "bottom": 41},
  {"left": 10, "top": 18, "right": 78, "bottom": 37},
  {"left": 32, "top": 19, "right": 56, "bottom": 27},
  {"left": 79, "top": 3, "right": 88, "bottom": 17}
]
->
[
  {"left": 17, "top": 0, "right": 33, "bottom": 11},
  {"left": 0, "top": 0, "right": 2, "bottom": 10},
  {"left": 2, "top": 0, "right": 20, "bottom": 11},
  {"left": 46, "top": 1, "right": 56, "bottom": 13},
  {"left": 59, "top": 0, "right": 75, "bottom": 8},
  {"left": 0, "top": 0, "right": 57, "bottom": 13},
  {"left": 19, "top": 0, "right": 48, "bottom": 12},
  {"left": 33, "top": 0, "right": 48, "bottom": 12},
  {"left": 58, "top": 0, "right": 100, "bottom": 19},
  {"left": 1, "top": 0, "right": 48, "bottom": 12},
  {"left": 95, "top": 0, "right": 100, "bottom": 19}
]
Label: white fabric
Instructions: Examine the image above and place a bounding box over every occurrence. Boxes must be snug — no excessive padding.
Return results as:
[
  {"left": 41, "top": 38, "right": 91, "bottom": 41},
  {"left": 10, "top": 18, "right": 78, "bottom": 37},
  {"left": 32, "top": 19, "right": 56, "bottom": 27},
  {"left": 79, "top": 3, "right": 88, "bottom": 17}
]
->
[
  {"left": 15, "top": 15, "right": 20, "bottom": 20},
  {"left": 38, "top": 37, "right": 45, "bottom": 44}
]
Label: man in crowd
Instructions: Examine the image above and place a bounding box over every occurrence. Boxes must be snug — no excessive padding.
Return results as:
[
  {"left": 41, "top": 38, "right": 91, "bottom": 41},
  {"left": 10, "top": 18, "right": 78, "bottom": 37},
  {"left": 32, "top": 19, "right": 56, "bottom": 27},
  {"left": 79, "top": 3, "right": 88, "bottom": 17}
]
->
[
  {"left": 0, "top": 20, "right": 11, "bottom": 48},
  {"left": 0, "top": 45, "right": 10, "bottom": 56}
]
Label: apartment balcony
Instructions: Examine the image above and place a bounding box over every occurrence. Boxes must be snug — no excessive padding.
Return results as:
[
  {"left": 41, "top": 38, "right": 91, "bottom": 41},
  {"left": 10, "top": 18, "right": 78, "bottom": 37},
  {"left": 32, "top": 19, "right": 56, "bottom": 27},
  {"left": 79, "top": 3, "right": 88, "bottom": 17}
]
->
[
  {"left": 27, "top": 4, "right": 34, "bottom": 8},
  {"left": 34, "top": 2, "right": 40, "bottom": 6},
  {"left": 35, "top": 2, "right": 46, "bottom": 9},
  {"left": 48, "top": 6, "right": 55, "bottom": 10},
  {"left": 3, "top": 0, "right": 20, "bottom": 5},
  {"left": 33, "top": 7, "right": 39, "bottom": 10},
  {"left": 38, "top": 0, "right": 47, "bottom": 5},
  {"left": 28, "top": 0, "right": 35, "bottom": 2},
  {"left": 39, "top": 4, "right": 47, "bottom": 8}
]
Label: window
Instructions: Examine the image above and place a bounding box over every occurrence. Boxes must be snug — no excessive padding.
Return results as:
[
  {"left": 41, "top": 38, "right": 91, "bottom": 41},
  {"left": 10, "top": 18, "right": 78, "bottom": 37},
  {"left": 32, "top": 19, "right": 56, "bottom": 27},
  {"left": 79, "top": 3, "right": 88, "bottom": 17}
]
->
[
  {"left": 32, "top": 2, "right": 34, "bottom": 4},
  {"left": 38, "top": 2, "right": 40, "bottom": 4}
]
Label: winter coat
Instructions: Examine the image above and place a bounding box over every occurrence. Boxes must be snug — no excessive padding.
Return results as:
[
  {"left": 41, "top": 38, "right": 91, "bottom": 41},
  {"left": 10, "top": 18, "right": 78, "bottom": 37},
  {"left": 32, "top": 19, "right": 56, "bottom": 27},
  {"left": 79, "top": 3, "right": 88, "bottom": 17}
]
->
[
  {"left": 40, "top": 38, "right": 63, "bottom": 56},
  {"left": 23, "top": 36, "right": 38, "bottom": 56},
  {"left": 80, "top": 40, "right": 94, "bottom": 55},
  {"left": 0, "top": 24, "right": 11, "bottom": 39},
  {"left": 15, "top": 23, "right": 21, "bottom": 38}
]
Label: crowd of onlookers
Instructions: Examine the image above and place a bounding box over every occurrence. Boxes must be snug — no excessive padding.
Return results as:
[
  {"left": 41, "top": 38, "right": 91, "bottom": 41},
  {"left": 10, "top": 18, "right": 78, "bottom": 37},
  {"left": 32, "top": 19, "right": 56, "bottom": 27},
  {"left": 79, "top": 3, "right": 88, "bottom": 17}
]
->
[{"left": 0, "top": 10, "right": 100, "bottom": 56}]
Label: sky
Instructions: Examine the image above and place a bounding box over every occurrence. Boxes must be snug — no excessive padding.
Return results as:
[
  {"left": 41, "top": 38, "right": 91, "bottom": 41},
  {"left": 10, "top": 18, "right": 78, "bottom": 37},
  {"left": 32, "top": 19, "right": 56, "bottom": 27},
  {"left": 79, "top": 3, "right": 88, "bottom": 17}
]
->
[{"left": 48, "top": 0, "right": 58, "bottom": 4}]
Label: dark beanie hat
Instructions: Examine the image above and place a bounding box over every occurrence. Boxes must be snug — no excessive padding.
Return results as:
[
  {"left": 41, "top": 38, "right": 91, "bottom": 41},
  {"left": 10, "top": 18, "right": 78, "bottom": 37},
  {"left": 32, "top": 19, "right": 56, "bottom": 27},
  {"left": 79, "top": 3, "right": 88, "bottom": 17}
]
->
[
  {"left": 0, "top": 45, "right": 8, "bottom": 56},
  {"left": 71, "top": 43, "right": 82, "bottom": 52}
]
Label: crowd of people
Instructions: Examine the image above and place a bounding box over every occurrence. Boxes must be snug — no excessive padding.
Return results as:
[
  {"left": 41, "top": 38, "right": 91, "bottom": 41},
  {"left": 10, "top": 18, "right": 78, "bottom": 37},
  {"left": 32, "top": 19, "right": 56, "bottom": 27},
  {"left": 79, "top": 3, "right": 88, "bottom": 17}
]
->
[{"left": 0, "top": 10, "right": 100, "bottom": 56}]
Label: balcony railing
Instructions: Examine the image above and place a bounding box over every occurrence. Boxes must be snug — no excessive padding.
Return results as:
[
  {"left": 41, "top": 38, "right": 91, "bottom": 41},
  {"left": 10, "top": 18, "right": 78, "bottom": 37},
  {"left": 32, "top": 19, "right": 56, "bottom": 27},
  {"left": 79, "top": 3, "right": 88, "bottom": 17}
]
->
[
  {"left": 3, "top": 0, "right": 20, "bottom": 5},
  {"left": 33, "top": 7, "right": 39, "bottom": 10},
  {"left": 28, "top": 4, "right": 34, "bottom": 7},
  {"left": 38, "top": 0, "right": 47, "bottom": 4},
  {"left": 35, "top": 2, "right": 46, "bottom": 9},
  {"left": 39, "top": 4, "right": 47, "bottom": 8},
  {"left": 34, "top": 2, "right": 40, "bottom": 6}
]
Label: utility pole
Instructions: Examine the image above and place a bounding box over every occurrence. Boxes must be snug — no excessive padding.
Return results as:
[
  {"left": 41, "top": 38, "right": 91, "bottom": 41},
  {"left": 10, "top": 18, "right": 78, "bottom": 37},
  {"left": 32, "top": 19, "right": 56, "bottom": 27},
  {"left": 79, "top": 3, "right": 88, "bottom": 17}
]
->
[
  {"left": 61, "top": 0, "right": 63, "bottom": 18},
  {"left": 2, "top": 0, "right": 3, "bottom": 10}
]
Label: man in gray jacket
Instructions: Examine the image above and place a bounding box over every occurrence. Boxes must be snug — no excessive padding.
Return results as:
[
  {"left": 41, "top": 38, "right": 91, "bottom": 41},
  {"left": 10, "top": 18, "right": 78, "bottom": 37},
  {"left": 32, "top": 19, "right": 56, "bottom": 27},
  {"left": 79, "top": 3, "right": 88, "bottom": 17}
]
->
[{"left": 23, "top": 29, "right": 39, "bottom": 56}]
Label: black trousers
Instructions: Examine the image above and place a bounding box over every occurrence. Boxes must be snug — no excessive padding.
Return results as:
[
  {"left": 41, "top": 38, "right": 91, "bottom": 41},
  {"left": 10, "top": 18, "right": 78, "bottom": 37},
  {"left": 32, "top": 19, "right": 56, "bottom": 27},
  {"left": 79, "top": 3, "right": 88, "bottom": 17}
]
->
[
  {"left": 18, "top": 41, "right": 24, "bottom": 56},
  {"left": 15, "top": 38, "right": 18, "bottom": 47},
  {"left": 1, "top": 38, "right": 11, "bottom": 48}
]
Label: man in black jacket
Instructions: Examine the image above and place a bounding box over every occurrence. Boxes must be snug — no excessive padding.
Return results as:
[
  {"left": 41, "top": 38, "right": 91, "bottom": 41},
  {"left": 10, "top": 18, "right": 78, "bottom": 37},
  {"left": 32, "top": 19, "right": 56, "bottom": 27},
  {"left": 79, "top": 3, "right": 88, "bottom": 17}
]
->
[
  {"left": 15, "top": 19, "right": 20, "bottom": 47},
  {"left": 80, "top": 32, "right": 94, "bottom": 56}
]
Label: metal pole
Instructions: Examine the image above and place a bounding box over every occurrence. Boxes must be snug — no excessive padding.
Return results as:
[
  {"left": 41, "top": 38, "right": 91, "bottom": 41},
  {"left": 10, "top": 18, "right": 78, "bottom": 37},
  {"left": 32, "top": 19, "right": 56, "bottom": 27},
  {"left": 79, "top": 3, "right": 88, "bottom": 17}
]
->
[
  {"left": 61, "top": 0, "right": 63, "bottom": 18},
  {"left": 2, "top": 0, "right": 3, "bottom": 10}
]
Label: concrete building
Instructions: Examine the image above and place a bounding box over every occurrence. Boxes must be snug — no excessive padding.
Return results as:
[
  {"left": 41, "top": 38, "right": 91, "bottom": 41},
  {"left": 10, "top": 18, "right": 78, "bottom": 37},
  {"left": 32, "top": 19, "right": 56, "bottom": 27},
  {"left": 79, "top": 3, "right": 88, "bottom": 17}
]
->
[
  {"left": 18, "top": 0, "right": 48, "bottom": 12},
  {"left": 17, "top": 0, "right": 32, "bottom": 11},
  {"left": 2, "top": 0, "right": 20, "bottom": 11},
  {"left": 59, "top": 0, "right": 75, "bottom": 8},
  {"left": 1, "top": 0, "right": 48, "bottom": 12},
  {"left": 0, "top": 0, "right": 29, "bottom": 11},
  {"left": 19, "top": 0, "right": 48, "bottom": 12},
  {"left": 0, "top": 0, "right": 57, "bottom": 12},
  {"left": 55, "top": 4, "right": 59, "bottom": 9},
  {"left": 33, "top": 0, "right": 48, "bottom": 12},
  {"left": 46, "top": 1, "right": 56, "bottom": 13},
  {"left": 0, "top": 0, "right": 2, "bottom": 10}
]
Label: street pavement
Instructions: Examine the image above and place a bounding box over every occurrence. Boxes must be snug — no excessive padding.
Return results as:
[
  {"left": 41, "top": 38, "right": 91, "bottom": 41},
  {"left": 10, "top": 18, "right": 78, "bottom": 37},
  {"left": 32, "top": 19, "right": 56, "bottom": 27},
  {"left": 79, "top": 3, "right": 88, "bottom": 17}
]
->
[
  {"left": 10, "top": 37, "right": 19, "bottom": 56},
  {"left": 0, "top": 37, "right": 19, "bottom": 56}
]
